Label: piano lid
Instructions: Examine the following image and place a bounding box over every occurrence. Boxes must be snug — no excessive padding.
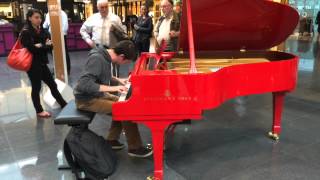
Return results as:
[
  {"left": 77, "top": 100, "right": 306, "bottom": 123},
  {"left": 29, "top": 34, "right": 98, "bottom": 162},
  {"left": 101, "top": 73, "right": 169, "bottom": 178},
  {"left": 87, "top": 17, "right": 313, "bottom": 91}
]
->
[{"left": 179, "top": 0, "right": 299, "bottom": 52}]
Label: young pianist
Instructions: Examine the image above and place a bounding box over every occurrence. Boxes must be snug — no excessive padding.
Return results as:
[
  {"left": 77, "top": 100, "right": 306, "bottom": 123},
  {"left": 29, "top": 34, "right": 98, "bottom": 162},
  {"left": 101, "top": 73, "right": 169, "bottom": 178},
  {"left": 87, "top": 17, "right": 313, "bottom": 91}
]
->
[{"left": 73, "top": 40, "right": 153, "bottom": 158}]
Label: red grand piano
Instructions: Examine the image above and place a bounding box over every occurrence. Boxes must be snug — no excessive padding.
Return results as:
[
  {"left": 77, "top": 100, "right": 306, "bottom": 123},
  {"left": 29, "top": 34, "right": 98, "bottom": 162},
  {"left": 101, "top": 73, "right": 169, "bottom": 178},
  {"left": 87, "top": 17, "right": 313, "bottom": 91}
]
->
[{"left": 113, "top": 0, "right": 299, "bottom": 179}]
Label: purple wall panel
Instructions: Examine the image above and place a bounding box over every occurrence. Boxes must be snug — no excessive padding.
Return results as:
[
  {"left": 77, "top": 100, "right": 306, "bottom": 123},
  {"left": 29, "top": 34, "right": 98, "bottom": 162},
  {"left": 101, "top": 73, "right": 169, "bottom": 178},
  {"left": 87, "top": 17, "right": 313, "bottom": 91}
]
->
[
  {"left": 1, "top": 23, "right": 89, "bottom": 56},
  {"left": 76, "top": 39, "right": 89, "bottom": 49},
  {"left": 66, "top": 23, "right": 89, "bottom": 51},
  {"left": 0, "top": 25, "right": 15, "bottom": 56},
  {"left": 0, "top": 43, "right": 5, "bottom": 54},
  {"left": 4, "top": 32, "right": 15, "bottom": 50}
]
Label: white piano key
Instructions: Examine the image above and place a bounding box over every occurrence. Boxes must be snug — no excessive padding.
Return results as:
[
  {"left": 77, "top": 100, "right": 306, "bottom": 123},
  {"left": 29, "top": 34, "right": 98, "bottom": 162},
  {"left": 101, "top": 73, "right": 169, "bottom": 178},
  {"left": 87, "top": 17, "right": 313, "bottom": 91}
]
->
[
  {"left": 209, "top": 67, "right": 222, "bottom": 72},
  {"left": 118, "top": 83, "right": 131, "bottom": 102}
]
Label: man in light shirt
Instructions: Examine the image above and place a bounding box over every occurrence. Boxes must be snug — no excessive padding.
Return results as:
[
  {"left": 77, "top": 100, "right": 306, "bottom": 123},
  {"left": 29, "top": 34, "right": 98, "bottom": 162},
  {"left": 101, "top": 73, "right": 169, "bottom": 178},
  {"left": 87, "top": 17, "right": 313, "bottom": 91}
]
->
[
  {"left": 43, "top": 10, "right": 71, "bottom": 75},
  {"left": 154, "top": 0, "right": 180, "bottom": 52},
  {"left": 80, "top": 0, "right": 127, "bottom": 84},
  {"left": 80, "top": 0, "right": 126, "bottom": 49}
]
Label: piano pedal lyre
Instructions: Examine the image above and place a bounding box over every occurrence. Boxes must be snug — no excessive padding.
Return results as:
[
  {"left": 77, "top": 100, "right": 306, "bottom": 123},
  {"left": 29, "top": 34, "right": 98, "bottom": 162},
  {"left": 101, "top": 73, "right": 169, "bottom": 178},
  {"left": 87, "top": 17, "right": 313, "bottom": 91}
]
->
[{"left": 268, "top": 131, "right": 279, "bottom": 141}]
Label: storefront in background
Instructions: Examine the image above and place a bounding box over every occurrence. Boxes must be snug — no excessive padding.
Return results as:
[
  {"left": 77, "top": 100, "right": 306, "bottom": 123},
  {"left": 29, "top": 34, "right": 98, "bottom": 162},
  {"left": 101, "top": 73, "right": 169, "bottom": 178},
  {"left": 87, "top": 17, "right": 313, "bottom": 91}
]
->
[
  {"left": 0, "top": 0, "right": 94, "bottom": 56},
  {"left": 287, "top": 0, "right": 320, "bottom": 35},
  {"left": 0, "top": 0, "right": 183, "bottom": 56}
]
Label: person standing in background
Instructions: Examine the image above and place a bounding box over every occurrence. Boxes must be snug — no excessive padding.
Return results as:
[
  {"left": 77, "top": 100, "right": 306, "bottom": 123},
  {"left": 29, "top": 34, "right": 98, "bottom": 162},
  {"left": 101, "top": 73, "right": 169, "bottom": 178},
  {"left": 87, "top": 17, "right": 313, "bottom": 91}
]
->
[
  {"left": 21, "top": 9, "right": 67, "bottom": 118},
  {"left": 125, "top": 10, "right": 138, "bottom": 37},
  {"left": 80, "top": 0, "right": 126, "bottom": 49},
  {"left": 174, "top": 1, "right": 182, "bottom": 19},
  {"left": 154, "top": 0, "right": 180, "bottom": 52},
  {"left": 316, "top": 10, "right": 320, "bottom": 40},
  {"left": 133, "top": 4, "right": 153, "bottom": 55},
  {"left": 43, "top": 9, "right": 71, "bottom": 75}
]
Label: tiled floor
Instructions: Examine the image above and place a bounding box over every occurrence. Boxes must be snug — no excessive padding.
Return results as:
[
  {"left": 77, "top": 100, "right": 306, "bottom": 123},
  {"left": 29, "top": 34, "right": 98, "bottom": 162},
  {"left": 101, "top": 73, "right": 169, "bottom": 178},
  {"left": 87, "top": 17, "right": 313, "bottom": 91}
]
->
[{"left": 0, "top": 34, "right": 320, "bottom": 180}]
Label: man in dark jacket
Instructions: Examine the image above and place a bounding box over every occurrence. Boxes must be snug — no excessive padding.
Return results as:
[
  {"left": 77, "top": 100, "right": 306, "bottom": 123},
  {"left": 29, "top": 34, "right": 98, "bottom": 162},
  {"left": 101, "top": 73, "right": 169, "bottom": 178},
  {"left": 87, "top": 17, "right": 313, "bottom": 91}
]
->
[
  {"left": 154, "top": 0, "right": 180, "bottom": 52},
  {"left": 316, "top": 11, "right": 320, "bottom": 41},
  {"left": 74, "top": 40, "right": 153, "bottom": 158},
  {"left": 316, "top": 11, "right": 320, "bottom": 33}
]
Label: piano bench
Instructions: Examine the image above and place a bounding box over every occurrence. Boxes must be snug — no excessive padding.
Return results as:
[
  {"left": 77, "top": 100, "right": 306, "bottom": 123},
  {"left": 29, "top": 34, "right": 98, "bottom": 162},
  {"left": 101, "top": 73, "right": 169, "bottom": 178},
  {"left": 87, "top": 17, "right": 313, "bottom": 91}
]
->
[
  {"left": 54, "top": 100, "right": 95, "bottom": 127},
  {"left": 54, "top": 99, "right": 96, "bottom": 175}
]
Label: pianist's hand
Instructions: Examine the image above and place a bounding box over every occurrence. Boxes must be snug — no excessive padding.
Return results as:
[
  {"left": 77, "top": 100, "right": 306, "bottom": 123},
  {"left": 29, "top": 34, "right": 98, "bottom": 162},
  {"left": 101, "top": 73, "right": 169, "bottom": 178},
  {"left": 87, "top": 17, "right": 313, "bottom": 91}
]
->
[
  {"left": 99, "top": 85, "right": 127, "bottom": 93},
  {"left": 117, "top": 78, "right": 128, "bottom": 85},
  {"left": 114, "top": 85, "right": 128, "bottom": 93},
  {"left": 169, "top": 31, "right": 179, "bottom": 38}
]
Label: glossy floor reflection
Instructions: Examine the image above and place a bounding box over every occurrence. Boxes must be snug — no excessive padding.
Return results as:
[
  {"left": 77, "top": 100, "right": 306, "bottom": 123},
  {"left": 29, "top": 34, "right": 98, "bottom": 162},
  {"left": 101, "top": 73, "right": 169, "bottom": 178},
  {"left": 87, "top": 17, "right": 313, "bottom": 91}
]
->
[{"left": 1, "top": 35, "right": 320, "bottom": 180}]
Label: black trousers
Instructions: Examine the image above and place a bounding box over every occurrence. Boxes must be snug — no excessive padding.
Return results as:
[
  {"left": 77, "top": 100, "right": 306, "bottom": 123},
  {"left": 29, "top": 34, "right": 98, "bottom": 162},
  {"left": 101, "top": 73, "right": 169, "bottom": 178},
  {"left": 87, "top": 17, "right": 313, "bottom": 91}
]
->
[
  {"left": 64, "top": 35, "right": 71, "bottom": 75},
  {"left": 135, "top": 39, "right": 150, "bottom": 56},
  {"left": 27, "top": 64, "right": 67, "bottom": 113}
]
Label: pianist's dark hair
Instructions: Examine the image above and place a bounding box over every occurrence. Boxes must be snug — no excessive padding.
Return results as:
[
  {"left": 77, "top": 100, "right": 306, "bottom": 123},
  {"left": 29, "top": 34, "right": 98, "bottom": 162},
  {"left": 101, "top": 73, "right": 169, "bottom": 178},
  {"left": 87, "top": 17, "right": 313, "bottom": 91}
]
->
[{"left": 114, "top": 40, "right": 137, "bottom": 61}]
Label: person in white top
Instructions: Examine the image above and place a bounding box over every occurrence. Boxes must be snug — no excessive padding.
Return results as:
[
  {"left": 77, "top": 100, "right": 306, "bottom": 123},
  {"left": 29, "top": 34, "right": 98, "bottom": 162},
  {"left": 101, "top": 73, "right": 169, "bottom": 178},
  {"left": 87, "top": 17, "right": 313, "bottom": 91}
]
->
[
  {"left": 43, "top": 10, "right": 69, "bottom": 35},
  {"left": 80, "top": 0, "right": 126, "bottom": 49},
  {"left": 43, "top": 10, "right": 71, "bottom": 75}
]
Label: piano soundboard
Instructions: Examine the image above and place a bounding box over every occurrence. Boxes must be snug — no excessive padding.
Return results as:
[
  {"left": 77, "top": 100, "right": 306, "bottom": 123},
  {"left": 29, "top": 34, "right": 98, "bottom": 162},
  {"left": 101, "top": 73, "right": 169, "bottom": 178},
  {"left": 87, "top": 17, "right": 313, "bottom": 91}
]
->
[{"left": 166, "top": 58, "right": 270, "bottom": 74}]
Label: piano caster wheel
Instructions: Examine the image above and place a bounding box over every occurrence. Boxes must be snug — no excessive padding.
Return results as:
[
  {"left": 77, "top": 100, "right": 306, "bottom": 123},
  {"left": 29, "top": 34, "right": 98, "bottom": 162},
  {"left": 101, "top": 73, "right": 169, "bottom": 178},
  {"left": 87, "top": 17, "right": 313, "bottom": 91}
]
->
[
  {"left": 268, "top": 131, "right": 279, "bottom": 141},
  {"left": 146, "top": 143, "right": 153, "bottom": 150},
  {"left": 146, "top": 176, "right": 156, "bottom": 180}
]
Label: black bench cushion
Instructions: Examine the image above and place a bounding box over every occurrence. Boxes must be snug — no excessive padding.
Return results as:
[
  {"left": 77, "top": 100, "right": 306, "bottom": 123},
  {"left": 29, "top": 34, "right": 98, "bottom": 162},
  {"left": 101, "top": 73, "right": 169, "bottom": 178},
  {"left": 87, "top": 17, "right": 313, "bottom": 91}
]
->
[{"left": 54, "top": 100, "right": 95, "bottom": 125}]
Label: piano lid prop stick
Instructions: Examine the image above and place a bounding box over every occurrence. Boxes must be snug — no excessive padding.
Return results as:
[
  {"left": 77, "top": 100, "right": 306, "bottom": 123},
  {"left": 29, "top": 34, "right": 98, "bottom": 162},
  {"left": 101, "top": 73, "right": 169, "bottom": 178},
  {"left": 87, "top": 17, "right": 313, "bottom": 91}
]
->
[{"left": 186, "top": 0, "right": 197, "bottom": 73}]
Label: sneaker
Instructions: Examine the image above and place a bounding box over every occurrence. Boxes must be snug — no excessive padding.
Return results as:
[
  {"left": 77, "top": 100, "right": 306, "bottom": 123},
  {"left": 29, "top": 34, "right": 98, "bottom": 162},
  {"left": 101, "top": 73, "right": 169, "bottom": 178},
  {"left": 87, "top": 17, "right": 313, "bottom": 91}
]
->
[
  {"left": 106, "top": 140, "right": 125, "bottom": 150},
  {"left": 128, "top": 147, "right": 153, "bottom": 158}
]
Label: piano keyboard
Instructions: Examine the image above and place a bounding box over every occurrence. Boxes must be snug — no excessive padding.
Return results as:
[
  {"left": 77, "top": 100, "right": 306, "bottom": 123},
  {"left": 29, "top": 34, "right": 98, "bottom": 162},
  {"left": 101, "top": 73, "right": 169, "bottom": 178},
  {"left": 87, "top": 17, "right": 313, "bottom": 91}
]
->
[
  {"left": 118, "top": 83, "right": 131, "bottom": 102},
  {"left": 209, "top": 67, "right": 222, "bottom": 72}
]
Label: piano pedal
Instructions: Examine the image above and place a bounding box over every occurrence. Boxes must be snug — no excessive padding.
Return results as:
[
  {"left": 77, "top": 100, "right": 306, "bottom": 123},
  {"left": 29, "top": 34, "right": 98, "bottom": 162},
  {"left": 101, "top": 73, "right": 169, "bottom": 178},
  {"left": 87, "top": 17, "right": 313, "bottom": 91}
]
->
[
  {"left": 173, "top": 119, "right": 192, "bottom": 125},
  {"left": 268, "top": 131, "right": 280, "bottom": 141},
  {"left": 147, "top": 176, "right": 162, "bottom": 180}
]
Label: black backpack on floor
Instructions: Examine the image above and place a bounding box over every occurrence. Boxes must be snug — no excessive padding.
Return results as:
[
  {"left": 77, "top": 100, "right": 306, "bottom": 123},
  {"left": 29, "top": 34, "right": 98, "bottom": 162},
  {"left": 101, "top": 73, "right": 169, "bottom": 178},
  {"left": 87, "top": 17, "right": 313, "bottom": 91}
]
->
[{"left": 65, "top": 127, "right": 117, "bottom": 180}]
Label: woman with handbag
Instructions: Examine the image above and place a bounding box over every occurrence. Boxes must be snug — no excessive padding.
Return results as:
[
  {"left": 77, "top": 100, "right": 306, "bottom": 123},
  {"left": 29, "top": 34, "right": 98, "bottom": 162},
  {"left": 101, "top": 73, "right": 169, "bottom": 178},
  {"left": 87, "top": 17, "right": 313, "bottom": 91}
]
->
[{"left": 20, "top": 9, "right": 67, "bottom": 118}]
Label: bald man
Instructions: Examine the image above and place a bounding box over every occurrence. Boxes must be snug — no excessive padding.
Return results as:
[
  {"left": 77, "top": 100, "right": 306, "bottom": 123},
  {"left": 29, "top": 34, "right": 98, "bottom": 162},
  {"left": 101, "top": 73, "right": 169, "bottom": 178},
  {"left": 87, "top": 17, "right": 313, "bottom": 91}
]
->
[
  {"left": 154, "top": 0, "right": 180, "bottom": 52},
  {"left": 80, "top": 0, "right": 126, "bottom": 49}
]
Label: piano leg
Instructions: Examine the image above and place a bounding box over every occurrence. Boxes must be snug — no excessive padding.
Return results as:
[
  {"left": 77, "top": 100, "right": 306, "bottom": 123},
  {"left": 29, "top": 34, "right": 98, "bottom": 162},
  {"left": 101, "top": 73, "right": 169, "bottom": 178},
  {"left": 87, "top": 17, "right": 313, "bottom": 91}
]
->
[
  {"left": 269, "top": 92, "right": 286, "bottom": 140},
  {"left": 143, "top": 120, "right": 177, "bottom": 180}
]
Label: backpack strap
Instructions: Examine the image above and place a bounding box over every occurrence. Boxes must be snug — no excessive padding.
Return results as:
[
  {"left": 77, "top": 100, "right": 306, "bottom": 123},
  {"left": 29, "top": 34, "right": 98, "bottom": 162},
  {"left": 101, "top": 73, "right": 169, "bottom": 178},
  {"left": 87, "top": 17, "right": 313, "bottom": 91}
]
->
[
  {"left": 63, "top": 139, "right": 84, "bottom": 180},
  {"left": 18, "top": 28, "right": 29, "bottom": 39}
]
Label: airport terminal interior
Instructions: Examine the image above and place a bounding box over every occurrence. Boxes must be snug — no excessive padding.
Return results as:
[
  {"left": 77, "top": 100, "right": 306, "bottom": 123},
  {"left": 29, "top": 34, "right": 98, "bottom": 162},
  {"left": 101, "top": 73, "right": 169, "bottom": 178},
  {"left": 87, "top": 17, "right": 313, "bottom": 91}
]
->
[{"left": 1, "top": 0, "right": 320, "bottom": 179}]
